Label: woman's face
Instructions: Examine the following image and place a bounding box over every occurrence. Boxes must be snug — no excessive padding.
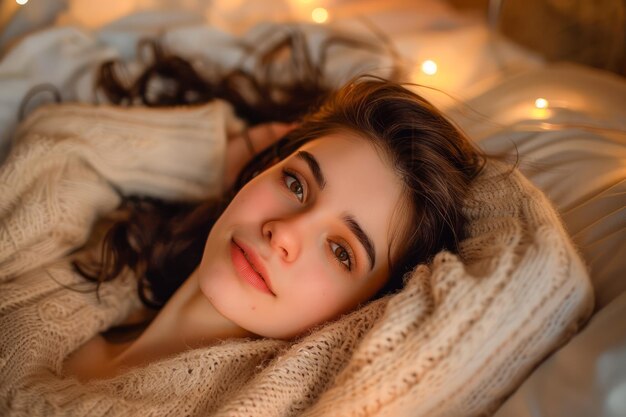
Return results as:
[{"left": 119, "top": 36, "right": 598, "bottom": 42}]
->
[{"left": 197, "top": 133, "right": 409, "bottom": 339}]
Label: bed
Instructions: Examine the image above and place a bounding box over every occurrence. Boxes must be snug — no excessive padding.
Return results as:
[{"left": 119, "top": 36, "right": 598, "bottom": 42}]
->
[{"left": 1, "top": 1, "right": 624, "bottom": 416}]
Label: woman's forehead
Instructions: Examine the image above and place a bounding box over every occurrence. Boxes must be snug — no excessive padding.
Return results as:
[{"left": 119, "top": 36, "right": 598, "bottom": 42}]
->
[{"left": 290, "top": 134, "right": 409, "bottom": 270}]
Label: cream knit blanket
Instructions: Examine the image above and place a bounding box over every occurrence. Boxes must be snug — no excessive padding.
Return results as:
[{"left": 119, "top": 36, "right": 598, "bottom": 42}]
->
[{"left": 0, "top": 103, "right": 594, "bottom": 416}]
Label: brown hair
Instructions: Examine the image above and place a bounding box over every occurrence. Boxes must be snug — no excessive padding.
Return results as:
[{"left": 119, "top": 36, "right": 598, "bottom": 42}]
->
[
  {"left": 75, "top": 36, "right": 483, "bottom": 309},
  {"left": 96, "top": 31, "right": 399, "bottom": 124}
]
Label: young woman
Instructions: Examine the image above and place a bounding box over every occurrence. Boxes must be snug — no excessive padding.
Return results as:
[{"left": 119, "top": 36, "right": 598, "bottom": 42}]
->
[
  {"left": 0, "top": 30, "right": 596, "bottom": 417},
  {"left": 1, "top": 35, "right": 482, "bottom": 386},
  {"left": 56, "top": 71, "right": 484, "bottom": 382}
]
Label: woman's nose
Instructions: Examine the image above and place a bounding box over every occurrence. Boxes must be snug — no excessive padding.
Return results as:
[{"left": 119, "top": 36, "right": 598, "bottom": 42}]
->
[{"left": 262, "top": 219, "right": 301, "bottom": 262}]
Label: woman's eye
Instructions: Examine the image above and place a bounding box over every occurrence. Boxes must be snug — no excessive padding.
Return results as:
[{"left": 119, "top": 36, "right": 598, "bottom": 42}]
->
[
  {"left": 282, "top": 170, "right": 304, "bottom": 202},
  {"left": 330, "top": 241, "right": 353, "bottom": 271}
]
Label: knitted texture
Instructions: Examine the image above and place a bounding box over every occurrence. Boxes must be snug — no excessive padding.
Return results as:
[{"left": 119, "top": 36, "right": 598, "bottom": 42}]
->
[{"left": 0, "top": 103, "right": 594, "bottom": 416}]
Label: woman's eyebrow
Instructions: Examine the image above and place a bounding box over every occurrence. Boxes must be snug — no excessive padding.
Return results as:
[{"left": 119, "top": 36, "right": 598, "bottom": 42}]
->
[
  {"left": 296, "top": 150, "right": 376, "bottom": 271},
  {"left": 343, "top": 214, "right": 376, "bottom": 271},
  {"left": 296, "top": 151, "right": 326, "bottom": 189}
]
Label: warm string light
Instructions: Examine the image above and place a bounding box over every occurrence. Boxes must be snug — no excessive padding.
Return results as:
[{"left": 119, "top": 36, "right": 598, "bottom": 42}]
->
[
  {"left": 531, "top": 97, "right": 553, "bottom": 119},
  {"left": 421, "top": 60, "right": 437, "bottom": 75},
  {"left": 311, "top": 7, "right": 328, "bottom": 23},
  {"left": 414, "top": 62, "right": 553, "bottom": 116},
  {"left": 16, "top": 0, "right": 29, "bottom": 5},
  {"left": 534, "top": 98, "right": 549, "bottom": 109}
]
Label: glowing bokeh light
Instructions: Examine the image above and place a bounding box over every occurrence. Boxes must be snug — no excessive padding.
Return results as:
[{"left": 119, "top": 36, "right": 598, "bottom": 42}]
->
[
  {"left": 421, "top": 60, "right": 438, "bottom": 75},
  {"left": 535, "top": 98, "right": 549, "bottom": 109},
  {"left": 16, "top": 0, "right": 29, "bottom": 5},
  {"left": 312, "top": 7, "right": 328, "bottom": 23}
]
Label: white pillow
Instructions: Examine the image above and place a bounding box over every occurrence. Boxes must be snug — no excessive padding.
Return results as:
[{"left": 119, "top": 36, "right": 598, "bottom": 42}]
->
[{"left": 448, "top": 63, "right": 626, "bottom": 311}]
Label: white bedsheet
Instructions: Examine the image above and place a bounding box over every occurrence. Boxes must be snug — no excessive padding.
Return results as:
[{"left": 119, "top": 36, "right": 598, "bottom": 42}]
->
[{"left": 0, "top": 0, "right": 543, "bottom": 161}]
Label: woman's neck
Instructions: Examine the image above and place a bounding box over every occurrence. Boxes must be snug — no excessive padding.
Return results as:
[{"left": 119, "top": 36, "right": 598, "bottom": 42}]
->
[{"left": 108, "top": 269, "right": 256, "bottom": 374}]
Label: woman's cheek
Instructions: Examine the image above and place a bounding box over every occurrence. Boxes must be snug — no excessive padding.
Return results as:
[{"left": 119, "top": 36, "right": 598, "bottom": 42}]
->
[
  {"left": 231, "top": 179, "right": 283, "bottom": 218},
  {"left": 291, "top": 267, "right": 348, "bottom": 321}
]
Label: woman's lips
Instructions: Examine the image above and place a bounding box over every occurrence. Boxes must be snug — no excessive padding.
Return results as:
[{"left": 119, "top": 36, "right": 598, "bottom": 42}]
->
[{"left": 230, "top": 239, "right": 275, "bottom": 296}]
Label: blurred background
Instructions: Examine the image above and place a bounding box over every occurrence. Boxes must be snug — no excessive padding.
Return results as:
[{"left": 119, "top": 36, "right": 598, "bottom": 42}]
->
[
  {"left": 1, "top": 0, "right": 625, "bottom": 77},
  {"left": 451, "top": 0, "right": 626, "bottom": 77}
]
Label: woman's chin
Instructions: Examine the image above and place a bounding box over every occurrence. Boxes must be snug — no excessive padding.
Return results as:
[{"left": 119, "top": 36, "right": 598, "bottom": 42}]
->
[{"left": 195, "top": 261, "right": 227, "bottom": 304}]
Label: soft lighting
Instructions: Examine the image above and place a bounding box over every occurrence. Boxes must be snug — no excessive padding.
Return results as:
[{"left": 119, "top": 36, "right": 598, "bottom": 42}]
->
[
  {"left": 311, "top": 7, "right": 328, "bottom": 23},
  {"left": 535, "top": 98, "right": 549, "bottom": 109},
  {"left": 531, "top": 97, "right": 552, "bottom": 119},
  {"left": 421, "top": 60, "right": 438, "bottom": 75},
  {"left": 16, "top": 0, "right": 29, "bottom": 4}
]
